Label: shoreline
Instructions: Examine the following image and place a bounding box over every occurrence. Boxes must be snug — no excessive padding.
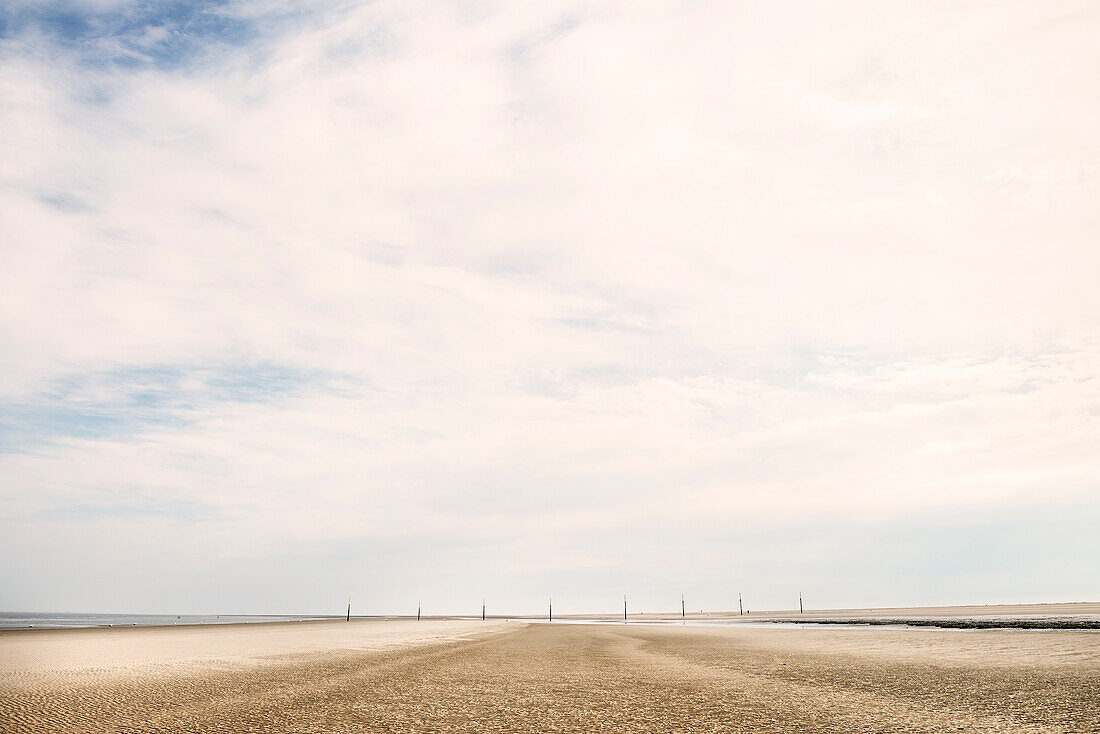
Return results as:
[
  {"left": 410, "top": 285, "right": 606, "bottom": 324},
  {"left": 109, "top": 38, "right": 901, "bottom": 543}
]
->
[{"left": 5, "top": 601, "right": 1098, "bottom": 633}]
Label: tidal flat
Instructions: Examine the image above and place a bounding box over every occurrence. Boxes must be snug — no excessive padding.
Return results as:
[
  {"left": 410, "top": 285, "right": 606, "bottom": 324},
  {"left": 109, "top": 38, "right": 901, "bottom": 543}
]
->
[{"left": 1, "top": 617, "right": 1097, "bottom": 732}]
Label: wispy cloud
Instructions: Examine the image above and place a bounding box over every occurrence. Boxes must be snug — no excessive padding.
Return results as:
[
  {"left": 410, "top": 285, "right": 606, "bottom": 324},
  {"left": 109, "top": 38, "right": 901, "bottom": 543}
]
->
[
  {"left": 0, "top": 0, "right": 315, "bottom": 69},
  {"left": 0, "top": 363, "right": 345, "bottom": 452},
  {"left": 1, "top": 0, "right": 1097, "bottom": 614}
]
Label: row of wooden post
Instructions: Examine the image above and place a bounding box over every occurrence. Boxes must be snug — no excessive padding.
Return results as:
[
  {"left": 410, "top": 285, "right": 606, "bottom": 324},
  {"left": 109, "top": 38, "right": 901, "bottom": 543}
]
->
[{"left": 345, "top": 593, "right": 805, "bottom": 620}]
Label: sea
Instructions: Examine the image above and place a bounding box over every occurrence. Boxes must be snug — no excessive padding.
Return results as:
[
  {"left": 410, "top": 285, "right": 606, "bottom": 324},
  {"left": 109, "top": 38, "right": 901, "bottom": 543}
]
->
[{"left": 0, "top": 612, "right": 334, "bottom": 630}]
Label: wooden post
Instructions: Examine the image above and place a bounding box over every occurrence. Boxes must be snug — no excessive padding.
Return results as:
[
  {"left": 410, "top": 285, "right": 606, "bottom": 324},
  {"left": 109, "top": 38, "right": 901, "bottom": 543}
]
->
[
  {"left": 346, "top": 597, "right": 351, "bottom": 622},
  {"left": 549, "top": 596, "right": 552, "bottom": 622},
  {"left": 739, "top": 593, "right": 743, "bottom": 616},
  {"left": 417, "top": 601, "right": 420, "bottom": 622},
  {"left": 624, "top": 594, "right": 627, "bottom": 622},
  {"left": 482, "top": 598, "right": 486, "bottom": 621},
  {"left": 681, "top": 593, "right": 685, "bottom": 618}
]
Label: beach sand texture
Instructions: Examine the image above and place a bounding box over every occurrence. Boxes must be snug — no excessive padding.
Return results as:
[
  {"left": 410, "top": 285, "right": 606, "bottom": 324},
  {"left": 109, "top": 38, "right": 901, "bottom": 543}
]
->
[{"left": 2, "top": 618, "right": 1098, "bottom": 732}]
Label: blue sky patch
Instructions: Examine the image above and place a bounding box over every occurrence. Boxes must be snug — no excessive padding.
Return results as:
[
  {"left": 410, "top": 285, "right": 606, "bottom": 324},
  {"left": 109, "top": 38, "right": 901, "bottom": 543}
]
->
[
  {"left": 0, "top": 0, "right": 306, "bottom": 70},
  {"left": 0, "top": 363, "right": 342, "bottom": 453},
  {"left": 36, "top": 191, "right": 94, "bottom": 213}
]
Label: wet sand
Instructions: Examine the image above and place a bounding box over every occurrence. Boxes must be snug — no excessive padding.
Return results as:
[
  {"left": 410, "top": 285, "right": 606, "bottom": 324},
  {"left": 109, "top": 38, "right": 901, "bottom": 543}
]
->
[
  {"left": 2, "top": 619, "right": 1097, "bottom": 732},
  {"left": 749, "top": 601, "right": 1100, "bottom": 618},
  {"left": 548, "top": 600, "right": 1100, "bottom": 623}
]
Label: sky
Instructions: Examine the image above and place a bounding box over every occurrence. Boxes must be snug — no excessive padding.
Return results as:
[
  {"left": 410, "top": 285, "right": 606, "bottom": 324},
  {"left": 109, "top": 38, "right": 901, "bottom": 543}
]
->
[{"left": 0, "top": 0, "right": 1097, "bottom": 616}]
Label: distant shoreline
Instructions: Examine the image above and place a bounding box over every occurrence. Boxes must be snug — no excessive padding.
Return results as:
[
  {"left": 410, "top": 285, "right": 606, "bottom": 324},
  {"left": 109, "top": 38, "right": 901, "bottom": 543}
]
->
[{"left": 4, "top": 601, "right": 1098, "bottom": 632}]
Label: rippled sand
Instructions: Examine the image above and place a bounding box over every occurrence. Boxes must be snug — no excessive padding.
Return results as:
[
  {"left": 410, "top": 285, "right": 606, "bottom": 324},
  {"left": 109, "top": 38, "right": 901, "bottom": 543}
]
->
[{"left": 2, "top": 619, "right": 1097, "bottom": 732}]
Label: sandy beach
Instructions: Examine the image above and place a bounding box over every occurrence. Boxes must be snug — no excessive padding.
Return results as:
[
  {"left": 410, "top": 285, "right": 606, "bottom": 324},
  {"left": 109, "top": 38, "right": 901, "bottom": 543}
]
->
[{"left": 2, "top": 612, "right": 1098, "bottom": 733}]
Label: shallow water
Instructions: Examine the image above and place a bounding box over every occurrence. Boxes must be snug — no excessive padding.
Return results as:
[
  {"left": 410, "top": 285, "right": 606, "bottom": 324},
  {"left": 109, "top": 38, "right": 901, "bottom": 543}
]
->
[{"left": 0, "top": 612, "right": 331, "bottom": 630}]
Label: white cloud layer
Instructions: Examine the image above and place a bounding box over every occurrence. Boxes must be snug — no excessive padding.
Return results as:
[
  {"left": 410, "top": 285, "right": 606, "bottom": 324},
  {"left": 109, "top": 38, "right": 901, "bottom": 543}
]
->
[{"left": 1, "top": 0, "right": 1097, "bottom": 614}]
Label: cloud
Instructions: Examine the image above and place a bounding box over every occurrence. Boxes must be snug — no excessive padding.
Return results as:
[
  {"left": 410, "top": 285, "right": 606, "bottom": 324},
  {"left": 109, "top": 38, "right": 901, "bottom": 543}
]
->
[
  {"left": 0, "top": 363, "right": 346, "bottom": 452},
  {"left": 0, "top": 0, "right": 1097, "bottom": 614}
]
